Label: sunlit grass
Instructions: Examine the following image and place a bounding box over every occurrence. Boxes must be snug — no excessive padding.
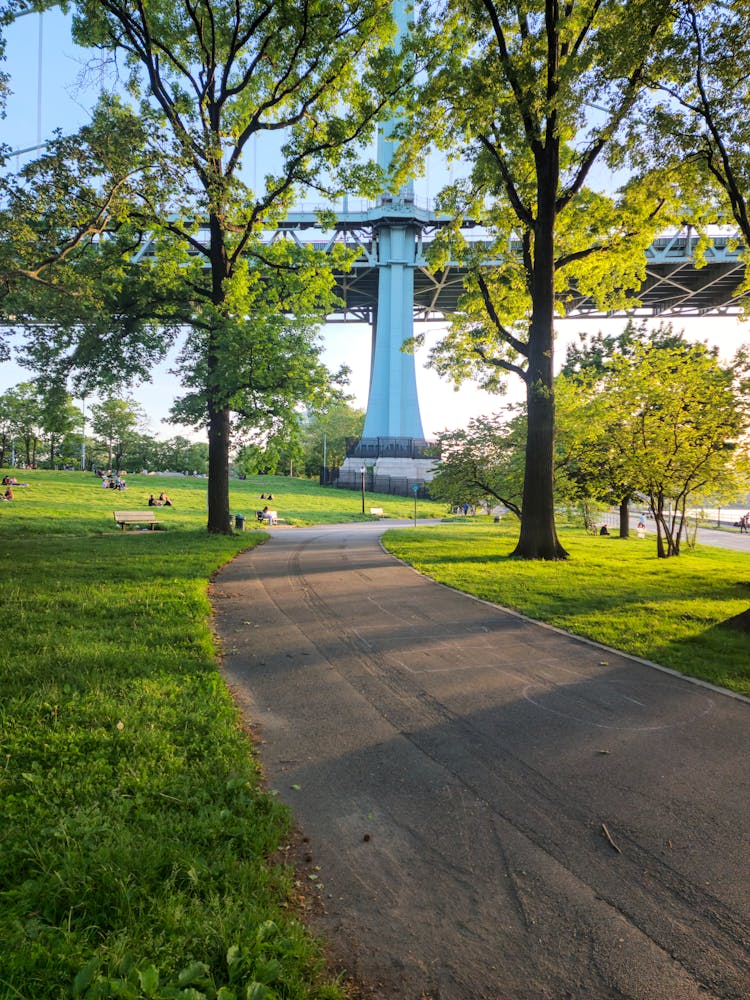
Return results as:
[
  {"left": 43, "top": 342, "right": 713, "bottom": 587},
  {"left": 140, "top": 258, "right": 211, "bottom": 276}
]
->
[
  {"left": 5, "top": 470, "right": 747, "bottom": 996},
  {"left": 0, "top": 468, "right": 442, "bottom": 535},
  {"left": 383, "top": 518, "right": 750, "bottom": 696},
  {"left": 0, "top": 471, "right": 364, "bottom": 999}
]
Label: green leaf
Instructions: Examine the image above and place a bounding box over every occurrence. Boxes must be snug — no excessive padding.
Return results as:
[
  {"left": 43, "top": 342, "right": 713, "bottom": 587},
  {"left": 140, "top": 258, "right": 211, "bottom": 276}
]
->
[
  {"left": 253, "top": 959, "right": 281, "bottom": 985},
  {"left": 72, "top": 957, "right": 99, "bottom": 997},
  {"left": 254, "top": 920, "right": 277, "bottom": 943},
  {"left": 178, "top": 963, "right": 210, "bottom": 987},
  {"left": 137, "top": 965, "right": 160, "bottom": 997}
]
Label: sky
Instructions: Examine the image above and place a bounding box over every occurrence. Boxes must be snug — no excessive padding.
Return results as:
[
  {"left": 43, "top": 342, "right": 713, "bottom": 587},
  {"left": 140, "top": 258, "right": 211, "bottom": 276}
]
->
[{"left": 2, "top": 9, "right": 749, "bottom": 443}]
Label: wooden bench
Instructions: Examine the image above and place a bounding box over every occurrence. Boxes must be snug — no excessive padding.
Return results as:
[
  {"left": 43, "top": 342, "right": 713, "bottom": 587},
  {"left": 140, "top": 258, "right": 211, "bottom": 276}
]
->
[
  {"left": 369, "top": 507, "right": 385, "bottom": 518},
  {"left": 113, "top": 510, "right": 160, "bottom": 530},
  {"left": 256, "top": 509, "right": 278, "bottom": 525}
]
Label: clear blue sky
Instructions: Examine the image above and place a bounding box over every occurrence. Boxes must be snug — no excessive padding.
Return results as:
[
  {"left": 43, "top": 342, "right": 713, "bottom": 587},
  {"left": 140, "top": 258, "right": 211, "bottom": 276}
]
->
[{"left": 2, "top": 10, "right": 748, "bottom": 442}]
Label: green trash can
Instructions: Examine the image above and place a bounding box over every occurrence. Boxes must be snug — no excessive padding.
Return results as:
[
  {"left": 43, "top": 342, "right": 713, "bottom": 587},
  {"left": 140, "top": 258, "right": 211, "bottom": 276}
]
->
[{"left": 235, "top": 513, "right": 245, "bottom": 531}]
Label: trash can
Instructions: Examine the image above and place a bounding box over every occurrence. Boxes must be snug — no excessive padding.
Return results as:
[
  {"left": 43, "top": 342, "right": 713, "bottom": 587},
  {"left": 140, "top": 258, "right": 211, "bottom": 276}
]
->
[{"left": 235, "top": 513, "right": 245, "bottom": 531}]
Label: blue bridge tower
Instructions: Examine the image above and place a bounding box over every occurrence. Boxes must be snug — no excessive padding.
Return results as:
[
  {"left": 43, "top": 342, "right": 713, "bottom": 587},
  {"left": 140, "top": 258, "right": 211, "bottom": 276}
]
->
[{"left": 340, "top": 0, "right": 436, "bottom": 490}]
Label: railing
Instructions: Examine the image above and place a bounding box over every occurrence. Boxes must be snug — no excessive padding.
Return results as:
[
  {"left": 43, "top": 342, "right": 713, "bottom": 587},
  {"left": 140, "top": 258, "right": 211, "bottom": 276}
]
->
[
  {"left": 321, "top": 465, "right": 432, "bottom": 498},
  {"left": 345, "top": 436, "right": 439, "bottom": 460}
]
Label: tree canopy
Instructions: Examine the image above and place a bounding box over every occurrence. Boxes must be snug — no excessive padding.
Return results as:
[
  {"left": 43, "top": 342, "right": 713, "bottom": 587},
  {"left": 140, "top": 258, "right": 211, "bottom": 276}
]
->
[
  {"left": 403, "top": 0, "right": 680, "bottom": 558},
  {"left": 642, "top": 0, "right": 750, "bottom": 293},
  {"left": 1, "top": 0, "right": 403, "bottom": 531},
  {"left": 428, "top": 412, "right": 524, "bottom": 517},
  {"left": 560, "top": 332, "right": 750, "bottom": 556}
]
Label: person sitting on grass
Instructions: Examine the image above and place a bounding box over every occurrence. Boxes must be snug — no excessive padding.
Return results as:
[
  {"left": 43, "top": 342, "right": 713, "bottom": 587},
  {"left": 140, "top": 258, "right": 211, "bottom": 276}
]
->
[
  {"left": 158, "top": 491, "right": 173, "bottom": 507},
  {"left": 3, "top": 487, "right": 14, "bottom": 501},
  {"left": 148, "top": 493, "right": 162, "bottom": 507}
]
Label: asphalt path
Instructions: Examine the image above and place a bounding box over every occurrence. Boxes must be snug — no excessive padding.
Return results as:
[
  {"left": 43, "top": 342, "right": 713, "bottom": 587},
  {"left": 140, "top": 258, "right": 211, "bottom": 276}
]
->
[
  {"left": 213, "top": 521, "right": 750, "bottom": 1000},
  {"left": 630, "top": 518, "right": 750, "bottom": 553}
]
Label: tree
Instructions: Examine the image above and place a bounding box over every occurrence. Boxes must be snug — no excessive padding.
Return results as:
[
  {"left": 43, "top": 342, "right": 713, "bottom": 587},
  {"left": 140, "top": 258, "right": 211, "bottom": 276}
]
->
[
  {"left": 3, "top": 382, "right": 41, "bottom": 466},
  {"left": 406, "top": 0, "right": 678, "bottom": 558},
  {"left": 558, "top": 320, "right": 686, "bottom": 537},
  {"left": 570, "top": 338, "right": 750, "bottom": 556},
  {"left": 63, "top": 0, "right": 399, "bottom": 532},
  {"left": 158, "top": 437, "right": 209, "bottom": 476},
  {"left": 234, "top": 418, "right": 307, "bottom": 477},
  {"left": 428, "top": 413, "right": 524, "bottom": 516},
  {"left": 37, "top": 387, "right": 82, "bottom": 469},
  {"left": 646, "top": 0, "right": 750, "bottom": 281},
  {"left": 90, "top": 396, "right": 144, "bottom": 470},
  {"left": 301, "top": 401, "right": 365, "bottom": 477},
  {"left": 2, "top": 0, "right": 404, "bottom": 532}
]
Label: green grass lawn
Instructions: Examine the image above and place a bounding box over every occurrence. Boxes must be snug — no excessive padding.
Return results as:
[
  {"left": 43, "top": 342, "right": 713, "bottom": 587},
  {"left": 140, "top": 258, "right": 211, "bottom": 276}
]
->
[
  {"left": 3, "top": 472, "right": 748, "bottom": 998},
  {"left": 1, "top": 470, "right": 440, "bottom": 1000},
  {"left": 0, "top": 468, "right": 439, "bottom": 536},
  {"left": 383, "top": 517, "right": 750, "bottom": 696}
]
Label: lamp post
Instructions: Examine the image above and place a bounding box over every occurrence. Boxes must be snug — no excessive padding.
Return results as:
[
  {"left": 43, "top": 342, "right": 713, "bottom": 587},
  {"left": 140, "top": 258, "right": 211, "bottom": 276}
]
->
[
  {"left": 360, "top": 465, "right": 366, "bottom": 515},
  {"left": 80, "top": 396, "right": 86, "bottom": 471},
  {"left": 412, "top": 483, "right": 418, "bottom": 526}
]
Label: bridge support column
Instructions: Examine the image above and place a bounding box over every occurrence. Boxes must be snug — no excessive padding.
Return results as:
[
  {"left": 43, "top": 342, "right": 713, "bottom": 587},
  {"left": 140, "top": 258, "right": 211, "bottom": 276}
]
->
[{"left": 362, "top": 222, "right": 424, "bottom": 440}]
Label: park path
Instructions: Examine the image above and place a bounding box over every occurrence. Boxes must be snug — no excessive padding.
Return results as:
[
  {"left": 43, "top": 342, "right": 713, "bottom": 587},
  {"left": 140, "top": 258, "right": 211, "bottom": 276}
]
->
[{"left": 212, "top": 521, "right": 750, "bottom": 1000}]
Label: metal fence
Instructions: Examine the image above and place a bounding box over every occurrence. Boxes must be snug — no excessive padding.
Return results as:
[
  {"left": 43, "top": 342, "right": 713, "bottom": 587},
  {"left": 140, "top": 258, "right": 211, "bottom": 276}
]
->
[
  {"left": 344, "top": 436, "right": 439, "bottom": 460},
  {"left": 321, "top": 465, "right": 431, "bottom": 498}
]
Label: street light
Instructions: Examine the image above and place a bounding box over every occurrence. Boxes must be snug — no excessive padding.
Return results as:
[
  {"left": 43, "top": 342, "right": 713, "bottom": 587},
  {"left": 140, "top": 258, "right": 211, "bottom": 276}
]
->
[
  {"left": 80, "top": 396, "right": 86, "bottom": 471},
  {"left": 360, "top": 465, "right": 366, "bottom": 515}
]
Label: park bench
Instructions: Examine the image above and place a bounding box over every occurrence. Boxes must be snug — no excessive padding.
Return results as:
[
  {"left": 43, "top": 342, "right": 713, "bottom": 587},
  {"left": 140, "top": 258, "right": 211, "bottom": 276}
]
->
[
  {"left": 256, "top": 509, "right": 278, "bottom": 525},
  {"left": 113, "top": 510, "right": 160, "bottom": 531},
  {"left": 369, "top": 507, "right": 385, "bottom": 518}
]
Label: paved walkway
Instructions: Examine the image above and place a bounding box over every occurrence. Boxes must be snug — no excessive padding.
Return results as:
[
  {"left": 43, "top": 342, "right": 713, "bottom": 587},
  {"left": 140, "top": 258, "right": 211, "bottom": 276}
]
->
[
  {"left": 616, "top": 514, "right": 750, "bottom": 553},
  {"left": 213, "top": 521, "right": 750, "bottom": 1000}
]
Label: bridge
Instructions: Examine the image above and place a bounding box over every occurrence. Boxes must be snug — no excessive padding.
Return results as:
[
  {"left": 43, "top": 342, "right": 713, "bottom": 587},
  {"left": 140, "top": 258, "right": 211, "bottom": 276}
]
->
[
  {"left": 5, "top": 2, "right": 749, "bottom": 494},
  {"left": 133, "top": 175, "right": 749, "bottom": 495},
  {"left": 249, "top": 202, "right": 746, "bottom": 491},
  {"left": 273, "top": 208, "right": 748, "bottom": 321}
]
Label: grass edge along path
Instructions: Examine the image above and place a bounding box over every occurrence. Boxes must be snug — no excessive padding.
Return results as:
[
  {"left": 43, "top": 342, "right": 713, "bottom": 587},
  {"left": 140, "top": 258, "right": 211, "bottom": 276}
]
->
[
  {"left": 0, "top": 527, "right": 344, "bottom": 1000},
  {"left": 382, "top": 519, "right": 750, "bottom": 697}
]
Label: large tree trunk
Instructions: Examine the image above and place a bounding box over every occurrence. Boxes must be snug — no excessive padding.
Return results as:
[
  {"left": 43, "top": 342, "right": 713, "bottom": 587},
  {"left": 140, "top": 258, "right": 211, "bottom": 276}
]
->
[
  {"left": 207, "top": 403, "right": 231, "bottom": 533},
  {"left": 619, "top": 494, "right": 630, "bottom": 538},
  {"left": 511, "top": 176, "right": 567, "bottom": 560},
  {"left": 205, "top": 213, "right": 234, "bottom": 535}
]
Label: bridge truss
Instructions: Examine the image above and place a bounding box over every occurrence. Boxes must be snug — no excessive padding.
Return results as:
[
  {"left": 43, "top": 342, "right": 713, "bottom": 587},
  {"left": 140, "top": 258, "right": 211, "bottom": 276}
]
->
[{"left": 271, "top": 206, "right": 748, "bottom": 322}]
